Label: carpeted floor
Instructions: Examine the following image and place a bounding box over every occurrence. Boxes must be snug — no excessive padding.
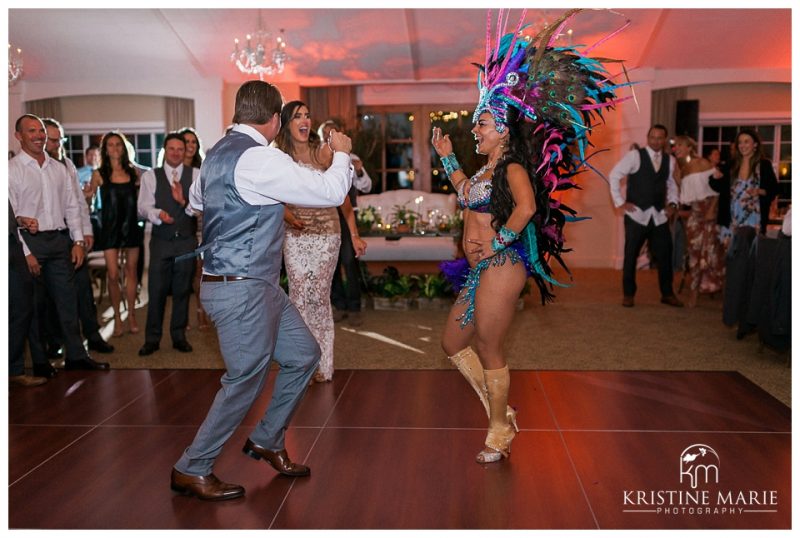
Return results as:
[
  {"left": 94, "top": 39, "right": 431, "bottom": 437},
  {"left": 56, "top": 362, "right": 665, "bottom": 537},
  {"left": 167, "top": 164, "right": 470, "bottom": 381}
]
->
[{"left": 83, "top": 267, "right": 791, "bottom": 407}]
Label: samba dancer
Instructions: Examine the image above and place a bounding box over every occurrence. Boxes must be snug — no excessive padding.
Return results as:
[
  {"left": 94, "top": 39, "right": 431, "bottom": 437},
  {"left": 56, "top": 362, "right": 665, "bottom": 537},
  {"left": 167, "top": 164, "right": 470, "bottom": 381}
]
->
[{"left": 435, "top": 9, "right": 631, "bottom": 463}]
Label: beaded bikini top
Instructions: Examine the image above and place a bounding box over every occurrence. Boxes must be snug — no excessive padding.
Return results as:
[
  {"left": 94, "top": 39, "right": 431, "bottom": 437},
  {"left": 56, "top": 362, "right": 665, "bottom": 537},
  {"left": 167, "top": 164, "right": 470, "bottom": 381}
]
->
[
  {"left": 457, "top": 176, "right": 492, "bottom": 212},
  {"left": 457, "top": 160, "right": 498, "bottom": 213}
]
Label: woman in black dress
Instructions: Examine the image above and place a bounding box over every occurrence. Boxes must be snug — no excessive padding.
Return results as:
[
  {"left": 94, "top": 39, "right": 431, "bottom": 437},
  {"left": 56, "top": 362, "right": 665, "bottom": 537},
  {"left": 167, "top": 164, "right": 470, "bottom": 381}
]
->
[{"left": 89, "top": 131, "right": 143, "bottom": 336}]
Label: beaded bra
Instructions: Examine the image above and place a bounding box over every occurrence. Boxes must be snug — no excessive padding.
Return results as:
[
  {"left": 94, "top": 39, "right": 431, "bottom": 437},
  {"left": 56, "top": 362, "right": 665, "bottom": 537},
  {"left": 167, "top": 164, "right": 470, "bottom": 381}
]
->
[
  {"left": 457, "top": 176, "right": 492, "bottom": 212},
  {"left": 457, "top": 161, "right": 497, "bottom": 213}
]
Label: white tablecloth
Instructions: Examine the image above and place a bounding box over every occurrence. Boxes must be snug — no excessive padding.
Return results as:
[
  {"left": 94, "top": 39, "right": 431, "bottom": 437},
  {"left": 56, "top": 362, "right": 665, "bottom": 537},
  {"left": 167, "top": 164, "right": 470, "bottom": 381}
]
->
[{"left": 361, "top": 235, "right": 458, "bottom": 261}]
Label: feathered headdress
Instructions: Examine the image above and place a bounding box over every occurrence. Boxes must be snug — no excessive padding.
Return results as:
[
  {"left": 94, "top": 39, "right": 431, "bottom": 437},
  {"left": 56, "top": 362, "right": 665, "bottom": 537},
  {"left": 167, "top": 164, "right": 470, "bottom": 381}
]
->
[
  {"left": 475, "top": 8, "right": 635, "bottom": 302},
  {"left": 474, "top": 9, "right": 632, "bottom": 145}
]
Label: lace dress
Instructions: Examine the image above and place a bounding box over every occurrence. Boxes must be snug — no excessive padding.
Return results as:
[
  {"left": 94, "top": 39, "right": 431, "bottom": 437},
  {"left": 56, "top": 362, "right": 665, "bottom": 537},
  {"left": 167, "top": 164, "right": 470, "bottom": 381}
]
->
[{"left": 283, "top": 163, "right": 342, "bottom": 381}]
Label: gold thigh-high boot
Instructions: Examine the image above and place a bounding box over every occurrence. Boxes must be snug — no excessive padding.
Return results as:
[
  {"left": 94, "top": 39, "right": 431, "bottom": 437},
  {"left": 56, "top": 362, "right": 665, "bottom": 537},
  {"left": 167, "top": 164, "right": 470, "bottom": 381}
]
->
[
  {"left": 448, "top": 347, "right": 489, "bottom": 417},
  {"left": 449, "top": 347, "right": 519, "bottom": 429},
  {"left": 476, "top": 365, "right": 516, "bottom": 463}
]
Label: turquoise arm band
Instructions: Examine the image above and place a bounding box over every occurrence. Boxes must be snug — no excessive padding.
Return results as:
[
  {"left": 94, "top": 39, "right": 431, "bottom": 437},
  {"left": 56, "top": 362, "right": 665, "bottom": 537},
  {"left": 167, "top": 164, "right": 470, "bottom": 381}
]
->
[
  {"left": 491, "top": 225, "right": 519, "bottom": 252},
  {"left": 440, "top": 153, "right": 461, "bottom": 178}
]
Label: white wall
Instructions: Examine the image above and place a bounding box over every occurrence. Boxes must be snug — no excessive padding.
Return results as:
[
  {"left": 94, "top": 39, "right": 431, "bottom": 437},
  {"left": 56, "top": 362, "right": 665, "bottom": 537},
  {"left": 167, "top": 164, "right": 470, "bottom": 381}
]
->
[{"left": 359, "top": 82, "right": 474, "bottom": 106}]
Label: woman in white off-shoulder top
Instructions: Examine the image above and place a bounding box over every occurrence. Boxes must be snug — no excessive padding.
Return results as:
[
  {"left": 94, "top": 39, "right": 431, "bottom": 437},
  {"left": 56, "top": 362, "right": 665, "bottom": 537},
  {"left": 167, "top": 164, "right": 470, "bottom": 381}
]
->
[{"left": 673, "top": 135, "right": 724, "bottom": 307}]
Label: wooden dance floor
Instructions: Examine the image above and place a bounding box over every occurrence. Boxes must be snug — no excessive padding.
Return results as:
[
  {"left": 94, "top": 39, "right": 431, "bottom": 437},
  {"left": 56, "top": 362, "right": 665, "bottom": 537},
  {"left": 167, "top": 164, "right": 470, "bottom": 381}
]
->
[{"left": 7, "top": 369, "right": 791, "bottom": 529}]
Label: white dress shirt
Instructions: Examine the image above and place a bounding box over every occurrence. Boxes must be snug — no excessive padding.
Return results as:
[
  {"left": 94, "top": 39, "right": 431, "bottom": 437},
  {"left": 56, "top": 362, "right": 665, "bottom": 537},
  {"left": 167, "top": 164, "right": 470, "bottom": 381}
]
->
[
  {"left": 188, "top": 123, "right": 352, "bottom": 213},
  {"left": 63, "top": 157, "right": 93, "bottom": 237},
  {"left": 609, "top": 147, "right": 679, "bottom": 226},
  {"left": 138, "top": 162, "right": 199, "bottom": 225},
  {"left": 350, "top": 153, "right": 372, "bottom": 193},
  {"left": 8, "top": 150, "right": 85, "bottom": 241}
]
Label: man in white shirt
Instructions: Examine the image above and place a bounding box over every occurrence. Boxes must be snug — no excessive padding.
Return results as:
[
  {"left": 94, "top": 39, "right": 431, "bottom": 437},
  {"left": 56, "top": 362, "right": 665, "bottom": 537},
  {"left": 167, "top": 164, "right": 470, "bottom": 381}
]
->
[
  {"left": 43, "top": 118, "right": 114, "bottom": 355},
  {"left": 317, "top": 119, "right": 372, "bottom": 325},
  {"left": 9, "top": 201, "right": 48, "bottom": 387},
  {"left": 172, "top": 80, "right": 353, "bottom": 501},
  {"left": 137, "top": 133, "right": 199, "bottom": 357},
  {"left": 8, "top": 114, "right": 110, "bottom": 372},
  {"left": 76, "top": 144, "right": 100, "bottom": 192},
  {"left": 608, "top": 124, "right": 684, "bottom": 308}
]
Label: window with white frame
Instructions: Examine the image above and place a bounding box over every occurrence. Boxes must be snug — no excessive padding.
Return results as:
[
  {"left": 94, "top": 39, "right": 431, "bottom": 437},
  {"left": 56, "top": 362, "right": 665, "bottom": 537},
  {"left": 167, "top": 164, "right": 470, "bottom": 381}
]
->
[
  {"left": 355, "top": 105, "right": 486, "bottom": 194},
  {"left": 62, "top": 123, "right": 166, "bottom": 170}
]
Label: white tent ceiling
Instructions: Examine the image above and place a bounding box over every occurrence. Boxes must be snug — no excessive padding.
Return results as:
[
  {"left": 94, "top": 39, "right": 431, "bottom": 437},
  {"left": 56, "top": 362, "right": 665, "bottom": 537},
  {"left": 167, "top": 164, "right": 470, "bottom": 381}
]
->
[{"left": 8, "top": 8, "right": 792, "bottom": 87}]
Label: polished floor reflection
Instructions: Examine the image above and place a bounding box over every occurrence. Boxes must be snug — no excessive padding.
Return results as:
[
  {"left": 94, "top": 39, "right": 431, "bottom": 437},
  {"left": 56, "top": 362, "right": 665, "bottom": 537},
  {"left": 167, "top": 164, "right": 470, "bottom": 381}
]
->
[{"left": 8, "top": 369, "right": 791, "bottom": 529}]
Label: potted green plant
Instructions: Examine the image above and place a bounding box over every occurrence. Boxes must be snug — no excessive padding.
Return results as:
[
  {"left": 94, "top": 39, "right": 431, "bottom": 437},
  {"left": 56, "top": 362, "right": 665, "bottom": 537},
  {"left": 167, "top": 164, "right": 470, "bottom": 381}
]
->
[
  {"left": 415, "top": 273, "right": 454, "bottom": 310},
  {"left": 368, "top": 266, "right": 415, "bottom": 310}
]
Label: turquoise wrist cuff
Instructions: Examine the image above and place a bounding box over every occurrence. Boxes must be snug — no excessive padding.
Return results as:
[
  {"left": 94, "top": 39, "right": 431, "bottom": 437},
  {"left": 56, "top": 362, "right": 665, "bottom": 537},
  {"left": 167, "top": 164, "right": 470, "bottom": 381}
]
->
[
  {"left": 440, "top": 153, "right": 461, "bottom": 177},
  {"left": 491, "top": 225, "right": 519, "bottom": 252}
]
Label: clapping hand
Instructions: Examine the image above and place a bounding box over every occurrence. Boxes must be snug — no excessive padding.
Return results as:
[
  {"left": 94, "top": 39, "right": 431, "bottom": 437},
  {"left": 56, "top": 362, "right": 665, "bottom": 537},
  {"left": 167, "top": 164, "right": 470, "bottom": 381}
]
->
[
  {"left": 159, "top": 210, "right": 175, "bottom": 224},
  {"left": 170, "top": 180, "right": 186, "bottom": 206},
  {"left": 431, "top": 127, "right": 453, "bottom": 157},
  {"left": 328, "top": 130, "right": 352, "bottom": 154}
]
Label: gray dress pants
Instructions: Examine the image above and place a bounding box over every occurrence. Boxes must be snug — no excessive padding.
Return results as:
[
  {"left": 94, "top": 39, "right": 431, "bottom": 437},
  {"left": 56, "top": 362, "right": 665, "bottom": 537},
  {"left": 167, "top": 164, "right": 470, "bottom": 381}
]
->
[{"left": 175, "top": 278, "right": 320, "bottom": 476}]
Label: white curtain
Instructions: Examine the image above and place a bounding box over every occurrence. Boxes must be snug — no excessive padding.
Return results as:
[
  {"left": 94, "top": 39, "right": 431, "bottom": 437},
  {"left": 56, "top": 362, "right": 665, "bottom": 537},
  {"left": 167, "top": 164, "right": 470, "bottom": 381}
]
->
[
  {"left": 24, "top": 98, "right": 63, "bottom": 121},
  {"left": 651, "top": 87, "right": 687, "bottom": 139},
  {"left": 165, "top": 97, "right": 195, "bottom": 132}
]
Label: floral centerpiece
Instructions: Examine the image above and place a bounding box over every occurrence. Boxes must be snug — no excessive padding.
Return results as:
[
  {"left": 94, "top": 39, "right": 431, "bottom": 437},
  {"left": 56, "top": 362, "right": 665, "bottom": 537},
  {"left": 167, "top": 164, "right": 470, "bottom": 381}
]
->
[
  {"left": 391, "top": 203, "right": 421, "bottom": 234},
  {"left": 438, "top": 210, "right": 464, "bottom": 235},
  {"left": 356, "top": 205, "right": 382, "bottom": 235}
]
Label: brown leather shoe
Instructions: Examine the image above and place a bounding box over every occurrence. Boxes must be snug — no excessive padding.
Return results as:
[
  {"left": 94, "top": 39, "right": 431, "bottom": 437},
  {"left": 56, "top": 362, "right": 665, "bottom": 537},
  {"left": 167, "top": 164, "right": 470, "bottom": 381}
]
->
[
  {"left": 242, "top": 439, "right": 311, "bottom": 477},
  {"left": 661, "top": 295, "right": 684, "bottom": 307},
  {"left": 170, "top": 468, "right": 244, "bottom": 501},
  {"left": 622, "top": 295, "right": 635, "bottom": 308},
  {"left": 9, "top": 374, "right": 48, "bottom": 387}
]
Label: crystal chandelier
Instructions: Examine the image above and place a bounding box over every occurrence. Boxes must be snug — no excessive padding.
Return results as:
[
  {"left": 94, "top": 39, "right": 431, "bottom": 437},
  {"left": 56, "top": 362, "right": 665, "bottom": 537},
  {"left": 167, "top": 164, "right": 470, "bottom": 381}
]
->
[
  {"left": 8, "top": 43, "right": 23, "bottom": 86},
  {"left": 230, "top": 13, "right": 288, "bottom": 80}
]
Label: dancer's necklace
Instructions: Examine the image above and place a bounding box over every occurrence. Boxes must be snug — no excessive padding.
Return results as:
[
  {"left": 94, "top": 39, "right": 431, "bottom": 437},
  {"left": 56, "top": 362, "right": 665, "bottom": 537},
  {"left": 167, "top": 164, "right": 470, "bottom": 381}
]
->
[{"left": 470, "top": 159, "right": 499, "bottom": 184}]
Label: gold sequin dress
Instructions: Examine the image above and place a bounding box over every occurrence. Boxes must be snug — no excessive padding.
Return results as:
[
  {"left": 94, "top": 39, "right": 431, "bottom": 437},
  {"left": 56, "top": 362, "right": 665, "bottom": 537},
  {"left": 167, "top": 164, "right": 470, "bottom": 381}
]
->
[{"left": 283, "top": 164, "right": 342, "bottom": 381}]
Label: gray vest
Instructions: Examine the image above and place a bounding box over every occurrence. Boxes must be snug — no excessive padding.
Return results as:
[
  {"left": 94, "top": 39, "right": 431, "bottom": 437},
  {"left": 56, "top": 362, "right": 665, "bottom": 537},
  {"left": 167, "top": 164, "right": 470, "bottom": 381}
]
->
[
  {"left": 626, "top": 148, "right": 669, "bottom": 211},
  {"left": 201, "top": 131, "right": 285, "bottom": 281},
  {"left": 152, "top": 166, "right": 197, "bottom": 240}
]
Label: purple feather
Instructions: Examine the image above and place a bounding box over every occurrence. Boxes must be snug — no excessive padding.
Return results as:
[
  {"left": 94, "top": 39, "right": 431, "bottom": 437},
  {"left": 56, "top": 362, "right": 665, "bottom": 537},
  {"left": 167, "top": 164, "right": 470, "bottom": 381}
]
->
[{"left": 439, "top": 258, "right": 470, "bottom": 293}]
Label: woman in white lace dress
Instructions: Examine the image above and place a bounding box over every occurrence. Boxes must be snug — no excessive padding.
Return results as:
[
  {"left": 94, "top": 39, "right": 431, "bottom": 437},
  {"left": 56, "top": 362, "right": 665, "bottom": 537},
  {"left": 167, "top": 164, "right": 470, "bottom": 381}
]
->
[{"left": 275, "top": 101, "right": 366, "bottom": 383}]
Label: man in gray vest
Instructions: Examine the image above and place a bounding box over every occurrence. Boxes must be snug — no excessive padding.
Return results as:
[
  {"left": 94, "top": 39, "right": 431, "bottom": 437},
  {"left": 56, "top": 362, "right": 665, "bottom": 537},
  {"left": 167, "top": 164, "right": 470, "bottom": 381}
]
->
[
  {"left": 609, "top": 124, "right": 684, "bottom": 308},
  {"left": 137, "top": 133, "right": 198, "bottom": 356},
  {"left": 170, "top": 81, "right": 353, "bottom": 501}
]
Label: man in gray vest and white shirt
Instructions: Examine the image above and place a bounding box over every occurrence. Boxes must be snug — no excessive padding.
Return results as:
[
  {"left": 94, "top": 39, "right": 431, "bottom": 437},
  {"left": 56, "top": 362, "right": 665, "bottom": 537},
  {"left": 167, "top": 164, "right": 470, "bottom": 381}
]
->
[
  {"left": 170, "top": 81, "right": 353, "bottom": 501},
  {"left": 609, "top": 124, "right": 684, "bottom": 308},
  {"left": 138, "top": 133, "right": 198, "bottom": 356}
]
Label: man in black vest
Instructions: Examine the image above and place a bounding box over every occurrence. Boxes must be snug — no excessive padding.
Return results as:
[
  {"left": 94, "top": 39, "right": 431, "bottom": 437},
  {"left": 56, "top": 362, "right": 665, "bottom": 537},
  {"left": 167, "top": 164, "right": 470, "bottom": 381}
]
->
[
  {"left": 137, "top": 133, "right": 198, "bottom": 355},
  {"left": 609, "top": 124, "right": 684, "bottom": 308}
]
